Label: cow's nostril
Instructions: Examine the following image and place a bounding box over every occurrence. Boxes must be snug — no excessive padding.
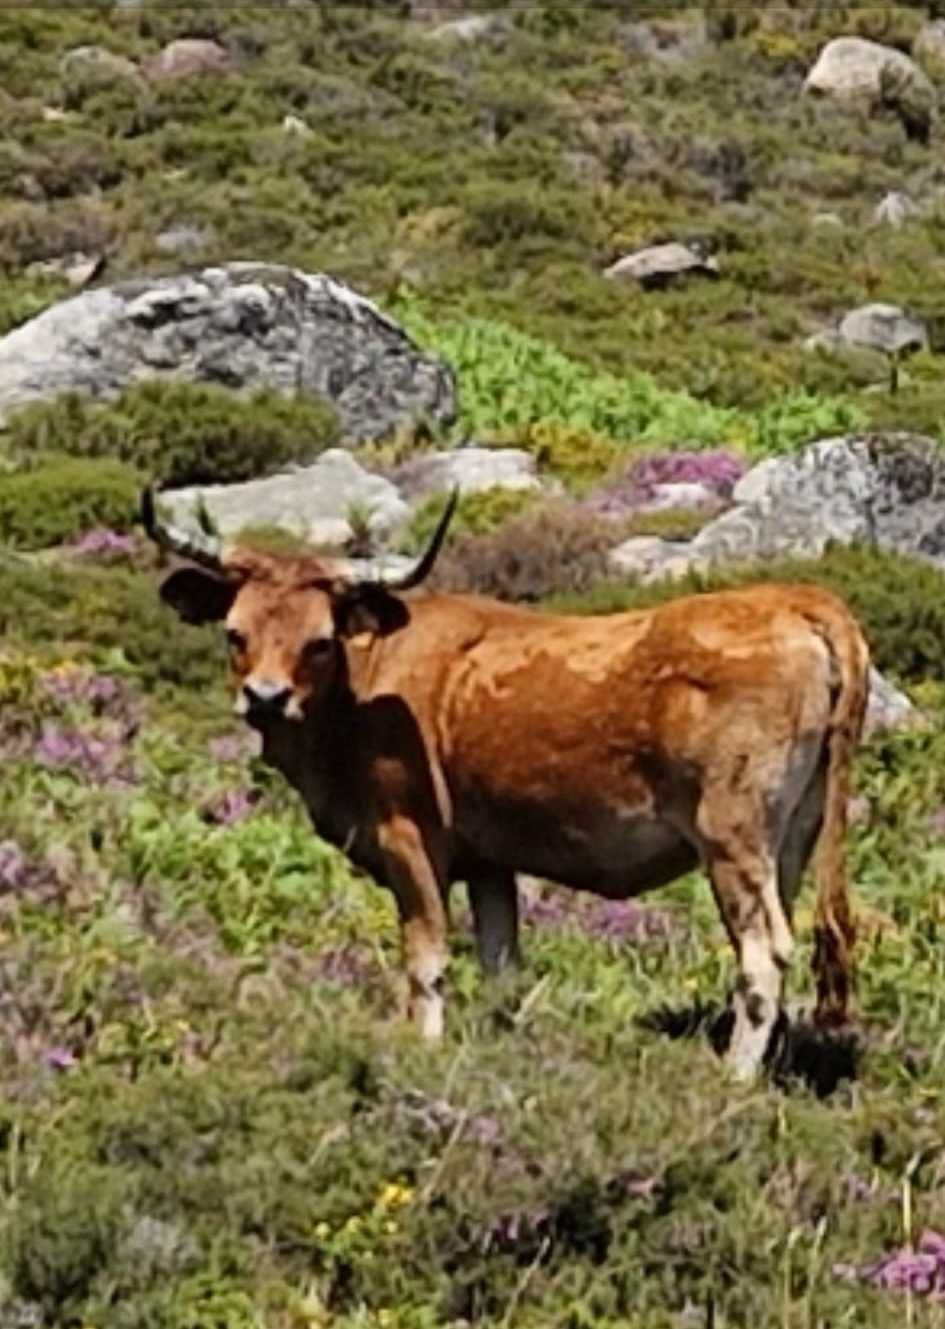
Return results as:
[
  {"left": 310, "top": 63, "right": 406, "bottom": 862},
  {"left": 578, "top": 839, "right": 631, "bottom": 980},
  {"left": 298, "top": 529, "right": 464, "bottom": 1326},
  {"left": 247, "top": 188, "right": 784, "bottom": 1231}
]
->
[{"left": 243, "top": 680, "right": 292, "bottom": 712}]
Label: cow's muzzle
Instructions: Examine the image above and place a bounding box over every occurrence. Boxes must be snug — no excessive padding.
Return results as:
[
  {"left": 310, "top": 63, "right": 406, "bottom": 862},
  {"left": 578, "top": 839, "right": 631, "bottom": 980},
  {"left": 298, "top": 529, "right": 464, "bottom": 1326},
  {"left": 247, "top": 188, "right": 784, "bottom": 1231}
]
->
[{"left": 237, "top": 678, "right": 295, "bottom": 723}]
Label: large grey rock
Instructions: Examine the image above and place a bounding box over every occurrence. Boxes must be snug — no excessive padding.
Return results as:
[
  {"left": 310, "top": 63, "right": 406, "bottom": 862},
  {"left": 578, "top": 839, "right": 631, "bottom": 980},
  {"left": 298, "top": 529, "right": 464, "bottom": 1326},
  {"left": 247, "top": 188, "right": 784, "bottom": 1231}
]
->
[
  {"left": 604, "top": 242, "right": 719, "bottom": 287},
  {"left": 0, "top": 262, "right": 456, "bottom": 443},
  {"left": 804, "top": 36, "right": 933, "bottom": 103},
  {"left": 391, "top": 447, "right": 542, "bottom": 502},
  {"left": 161, "top": 449, "right": 409, "bottom": 549},
  {"left": 609, "top": 433, "right": 945, "bottom": 578}
]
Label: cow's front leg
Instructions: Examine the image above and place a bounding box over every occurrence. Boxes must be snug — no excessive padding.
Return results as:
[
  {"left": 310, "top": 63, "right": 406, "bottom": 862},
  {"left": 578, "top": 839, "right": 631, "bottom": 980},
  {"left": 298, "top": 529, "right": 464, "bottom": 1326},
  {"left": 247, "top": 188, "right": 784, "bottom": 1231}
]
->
[{"left": 378, "top": 815, "right": 449, "bottom": 1039}]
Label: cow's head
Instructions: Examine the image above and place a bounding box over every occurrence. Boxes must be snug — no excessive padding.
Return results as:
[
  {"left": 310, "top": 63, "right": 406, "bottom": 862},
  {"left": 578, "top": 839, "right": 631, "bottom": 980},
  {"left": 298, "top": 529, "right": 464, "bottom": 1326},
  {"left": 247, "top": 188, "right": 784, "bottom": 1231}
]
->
[{"left": 141, "top": 487, "right": 458, "bottom": 727}]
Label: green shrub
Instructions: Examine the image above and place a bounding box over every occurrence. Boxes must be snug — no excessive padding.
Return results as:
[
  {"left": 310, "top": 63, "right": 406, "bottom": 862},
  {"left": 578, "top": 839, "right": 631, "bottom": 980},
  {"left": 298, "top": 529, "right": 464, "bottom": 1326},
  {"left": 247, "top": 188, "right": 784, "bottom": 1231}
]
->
[
  {"left": 0, "top": 558, "right": 225, "bottom": 693},
  {"left": 0, "top": 456, "right": 139, "bottom": 550},
  {"left": 400, "top": 486, "right": 539, "bottom": 554},
  {"left": 4, "top": 380, "right": 342, "bottom": 488}
]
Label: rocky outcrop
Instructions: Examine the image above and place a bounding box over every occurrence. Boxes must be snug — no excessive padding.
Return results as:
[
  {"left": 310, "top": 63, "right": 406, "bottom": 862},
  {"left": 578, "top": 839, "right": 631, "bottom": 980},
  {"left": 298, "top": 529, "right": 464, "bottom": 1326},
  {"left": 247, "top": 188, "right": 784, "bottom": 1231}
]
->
[
  {"left": 610, "top": 434, "right": 945, "bottom": 579},
  {"left": 0, "top": 263, "right": 456, "bottom": 444},
  {"left": 160, "top": 449, "right": 409, "bottom": 550},
  {"left": 390, "top": 447, "right": 542, "bottom": 502}
]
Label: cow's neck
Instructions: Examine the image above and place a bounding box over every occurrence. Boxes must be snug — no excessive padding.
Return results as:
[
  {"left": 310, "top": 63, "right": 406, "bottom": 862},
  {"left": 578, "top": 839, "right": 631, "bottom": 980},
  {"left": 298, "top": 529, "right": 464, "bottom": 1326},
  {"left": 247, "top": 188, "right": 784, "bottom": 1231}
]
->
[{"left": 257, "top": 684, "right": 366, "bottom": 860}]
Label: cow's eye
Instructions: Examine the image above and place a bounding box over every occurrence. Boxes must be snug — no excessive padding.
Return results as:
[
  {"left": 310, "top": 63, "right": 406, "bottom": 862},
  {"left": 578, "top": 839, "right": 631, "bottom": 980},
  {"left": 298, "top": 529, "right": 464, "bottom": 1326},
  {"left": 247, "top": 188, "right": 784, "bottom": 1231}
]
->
[
  {"left": 226, "top": 628, "right": 247, "bottom": 652},
  {"left": 305, "top": 637, "right": 333, "bottom": 659}
]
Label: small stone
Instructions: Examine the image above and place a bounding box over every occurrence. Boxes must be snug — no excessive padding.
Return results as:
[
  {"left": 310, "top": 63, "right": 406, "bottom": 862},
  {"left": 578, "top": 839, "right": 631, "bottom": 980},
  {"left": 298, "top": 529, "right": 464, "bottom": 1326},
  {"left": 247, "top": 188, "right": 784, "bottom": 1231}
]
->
[{"left": 604, "top": 241, "right": 719, "bottom": 287}]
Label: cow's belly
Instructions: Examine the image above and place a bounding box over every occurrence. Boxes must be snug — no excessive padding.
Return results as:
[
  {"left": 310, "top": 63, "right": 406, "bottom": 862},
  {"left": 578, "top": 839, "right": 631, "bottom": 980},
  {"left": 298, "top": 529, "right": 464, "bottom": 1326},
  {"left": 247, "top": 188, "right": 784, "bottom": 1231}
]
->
[{"left": 453, "top": 792, "right": 698, "bottom": 898}]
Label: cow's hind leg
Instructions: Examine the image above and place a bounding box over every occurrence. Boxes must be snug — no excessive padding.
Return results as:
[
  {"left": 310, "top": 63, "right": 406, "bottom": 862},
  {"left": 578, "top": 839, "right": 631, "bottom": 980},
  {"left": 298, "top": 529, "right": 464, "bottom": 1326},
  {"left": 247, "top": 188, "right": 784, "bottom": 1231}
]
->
[
  {"left": 468, "top": 868, "right": 520, "bottom": 975},
  {"left": 699, "top": 799, "right": 793, "bottom": 1081}
]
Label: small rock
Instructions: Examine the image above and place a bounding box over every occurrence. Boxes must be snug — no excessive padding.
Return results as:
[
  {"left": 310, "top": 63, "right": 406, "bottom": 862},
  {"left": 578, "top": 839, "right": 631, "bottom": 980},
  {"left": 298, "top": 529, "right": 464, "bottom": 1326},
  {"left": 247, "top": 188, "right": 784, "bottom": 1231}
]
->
[
  {"left": 154, "top": 224, "right": 213, "bottom": 257},
  {"left": 644, "top": 482, "right": 719, "bottom": 511},
  {"left": 26, "top": 252, "right": 106, "bottom": 289},
  {"left": 813, "top": 212, "right": 844, "bottom": 227},
  {"left": 608, "top": 535, "right": 694, "bottom": 580},
  {"left": 803, "top": 36, "right": 932, "bottom": 103},
  {"left": 913, "top": 20, "right": 945, "bottom": 77},
  {"left": 142, "top": 38, "right": 236, "bottom": 83},
  {"left": 424, "top": 14, "right": 500, "bottom": 43},
  {"left": 838, "top": 303, "right": 927, "bottom": 356},
  {"left": 282, "top": 113, "right": 311, "bottom": 135},
  {"left": 391, "top": 447, "right": 542, "bottom": 502},
  {"left": 60, "top": 45, "right": 142, "bottom": 88},
  {"left": 604, "top": 241, "right": 719, "bottom": 288},
  {"left": 865, "top": 667, "right": 923, "bottom": 738},
  {"left": 161, "top": 449, "right": 409, "bottom": 549},
  {"left": 873, "top": 190, "right": 919, "bottom": 227}
]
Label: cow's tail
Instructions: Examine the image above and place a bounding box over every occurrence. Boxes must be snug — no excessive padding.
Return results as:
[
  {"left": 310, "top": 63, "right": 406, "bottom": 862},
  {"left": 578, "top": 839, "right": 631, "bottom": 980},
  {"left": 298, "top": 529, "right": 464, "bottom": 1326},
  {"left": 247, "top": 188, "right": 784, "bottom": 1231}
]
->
[{"left": 809, "top": 599, "right": 871, "bottom": 1029}]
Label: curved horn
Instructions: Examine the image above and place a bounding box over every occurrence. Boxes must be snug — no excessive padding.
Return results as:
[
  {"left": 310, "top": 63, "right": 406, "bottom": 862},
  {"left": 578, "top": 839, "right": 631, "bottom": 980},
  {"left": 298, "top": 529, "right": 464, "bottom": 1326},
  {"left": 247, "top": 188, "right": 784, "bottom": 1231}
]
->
[
  {"left": 377, "top": 486, "right": 459, "bottom": 591},
  {"left": 139, "top": 485, "right": 224, "bottom": 573}
]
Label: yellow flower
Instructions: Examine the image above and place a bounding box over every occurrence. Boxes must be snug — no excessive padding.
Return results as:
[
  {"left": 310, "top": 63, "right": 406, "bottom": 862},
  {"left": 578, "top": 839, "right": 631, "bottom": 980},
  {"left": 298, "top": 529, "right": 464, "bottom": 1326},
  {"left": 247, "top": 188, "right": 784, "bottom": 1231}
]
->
[
  {"left": 376, "top": 1182, "right": 413, "bottom": 1210},
  {"left": 343, "top": 1215, "right": 363, "bottom": 1235},
  {"left": 314, "top": 1221, "right": 331, "bottom": 1239},
  {"left": 384, "top": 1219, "right": 398, "bottom": 1234},
  {"left": 377, "top": 1311, "right": 394, "bottom": 1327}
]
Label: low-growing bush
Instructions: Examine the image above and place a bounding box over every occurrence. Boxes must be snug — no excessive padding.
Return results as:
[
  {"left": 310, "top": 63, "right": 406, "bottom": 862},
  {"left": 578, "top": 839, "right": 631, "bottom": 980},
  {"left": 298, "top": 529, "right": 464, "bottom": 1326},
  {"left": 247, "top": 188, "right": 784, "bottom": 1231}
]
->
[
  {"left": 4, "top": 380, "right": 341, "bottom": 488},
  {"left": 0, "top": 558, "right": 224, "bottom": 693},
  {"left": 0, "top": 456, "right": 139, "bottom": 550},
  {"left": 431, "top": 501, "right": 632, "bottom": 602}
]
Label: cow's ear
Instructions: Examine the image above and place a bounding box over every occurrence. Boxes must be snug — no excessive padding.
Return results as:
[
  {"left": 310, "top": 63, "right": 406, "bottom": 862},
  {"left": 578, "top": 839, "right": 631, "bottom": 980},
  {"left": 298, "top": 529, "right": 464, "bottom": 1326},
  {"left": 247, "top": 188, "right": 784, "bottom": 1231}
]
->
[
  {"left": 159, "top": 567, "right": 237, "bottom": 625},
  {"left": 333, "top": 585, "right": 408, "bottom": 640}
]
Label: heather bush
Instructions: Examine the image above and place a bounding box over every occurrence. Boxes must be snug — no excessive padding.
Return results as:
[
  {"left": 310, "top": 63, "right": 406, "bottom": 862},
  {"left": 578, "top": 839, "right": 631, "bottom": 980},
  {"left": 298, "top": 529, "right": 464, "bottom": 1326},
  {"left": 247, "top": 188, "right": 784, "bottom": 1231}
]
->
[
  {"left": 0, "top": 456, "right": 139, "bottom": 550},
  {"left": 5, "top": 380, "right": 341, "bottom": 488},
  {"left": 430, "top": 502, "right": 630, "bottom": 602}
]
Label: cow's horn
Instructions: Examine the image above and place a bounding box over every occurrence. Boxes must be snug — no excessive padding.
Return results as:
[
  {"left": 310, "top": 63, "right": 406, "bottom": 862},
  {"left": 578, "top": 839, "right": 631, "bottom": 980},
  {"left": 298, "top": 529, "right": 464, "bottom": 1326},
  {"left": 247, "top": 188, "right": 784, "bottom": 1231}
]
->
[
  {"left": 377, "top": 486, "right": 459, "bottom": 591},
  {"left": 139, "top": 485, "right": 224, "bottom": 573}
]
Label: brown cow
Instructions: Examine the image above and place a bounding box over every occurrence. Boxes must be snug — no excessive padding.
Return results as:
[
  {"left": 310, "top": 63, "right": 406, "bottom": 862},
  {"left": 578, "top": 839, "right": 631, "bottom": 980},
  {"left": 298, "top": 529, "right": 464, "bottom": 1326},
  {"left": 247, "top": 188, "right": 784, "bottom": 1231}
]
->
[{"left": 142, "top": 487, "right": 870, "bottom": 1080}]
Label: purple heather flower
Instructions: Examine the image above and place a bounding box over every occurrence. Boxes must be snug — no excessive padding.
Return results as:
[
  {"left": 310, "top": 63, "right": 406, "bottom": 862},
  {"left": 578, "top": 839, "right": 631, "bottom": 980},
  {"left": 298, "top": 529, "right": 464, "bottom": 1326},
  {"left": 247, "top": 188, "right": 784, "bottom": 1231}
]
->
[
  {"left": 0, "top": 840, "right": 28, "bottom": 889},
  {"left": 201, "top": 787, "right": 258, "bottom": 826},
  {"left": 584, "top": 898, "right": 674, "bottom": 943},
  {"left": 314, "top": 944, "right": 372, "bottom": 988},
  {"left": 583, "top": 449, "right": 745, "bottom": 519},
  {"left": 34, "top": 723, "right": 126, "bottom": 781},
  {"left": 209, "top": 735, "right": 251, "bottom": 764},
  {"left": 836, "top": 1231, "right": 945, "bottom": 1298},
  {"left": 41, "top": 1046, "right": 77, "bottom": 1071},
  {"left": 69, "top": 528, "right": 137, "bottom": 558}
]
